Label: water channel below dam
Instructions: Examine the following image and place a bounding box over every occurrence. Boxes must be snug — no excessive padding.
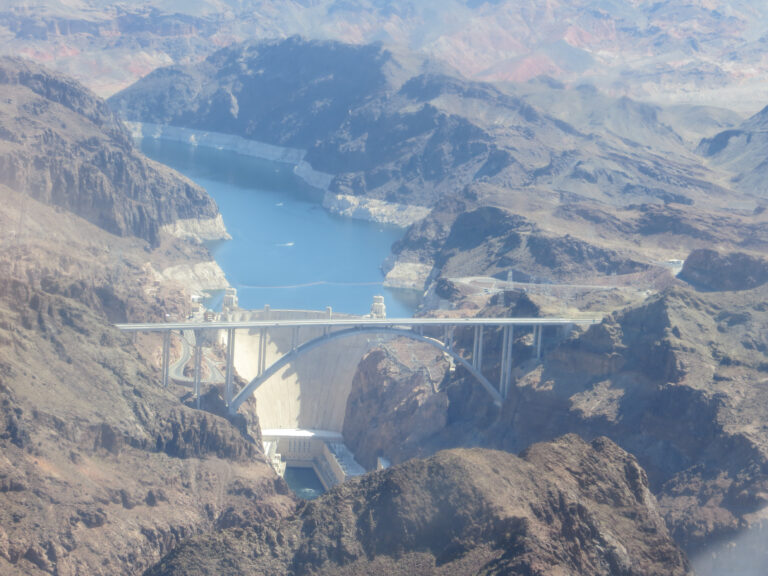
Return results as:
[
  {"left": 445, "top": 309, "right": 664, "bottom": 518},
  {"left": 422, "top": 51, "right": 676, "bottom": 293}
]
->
[{"left": 140, "top": 138, "right": 419, "bottom": 317}]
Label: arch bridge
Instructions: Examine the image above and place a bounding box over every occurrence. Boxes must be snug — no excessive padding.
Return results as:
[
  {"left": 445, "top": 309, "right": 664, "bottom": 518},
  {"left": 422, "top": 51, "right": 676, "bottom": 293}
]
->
[{"left": 116, "top": 315, "right": 600, "bottom": 413}]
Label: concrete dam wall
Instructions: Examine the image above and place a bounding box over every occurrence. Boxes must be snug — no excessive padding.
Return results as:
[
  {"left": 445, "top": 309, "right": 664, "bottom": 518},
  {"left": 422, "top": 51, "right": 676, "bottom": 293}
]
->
[{"left": 228, "top": 309, "right": 389, "bottom": 432}]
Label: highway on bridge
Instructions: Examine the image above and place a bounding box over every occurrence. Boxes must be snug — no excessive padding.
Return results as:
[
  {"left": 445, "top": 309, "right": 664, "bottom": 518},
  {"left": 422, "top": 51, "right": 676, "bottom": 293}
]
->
[{"left": 115, "top": 316, "right": 600, "bottom": 332}]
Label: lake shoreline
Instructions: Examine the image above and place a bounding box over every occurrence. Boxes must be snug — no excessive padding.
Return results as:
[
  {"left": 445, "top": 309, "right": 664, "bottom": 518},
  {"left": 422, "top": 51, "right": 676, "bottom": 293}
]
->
[
  {"left": 138, "top": 136, "right": 422, "bottom": 316},
  {"left": 125, "top": 121, "right": 429, "bottom": 228}
]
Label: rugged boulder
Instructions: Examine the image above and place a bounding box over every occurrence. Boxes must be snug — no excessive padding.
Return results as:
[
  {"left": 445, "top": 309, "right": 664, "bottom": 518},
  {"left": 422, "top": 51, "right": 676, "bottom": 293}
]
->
[
  {"left": 678, "top": 248, "right": 768, "bottom": 291},
  {"left": 343, "top": 340, "right": 450, "bottom": 470}
]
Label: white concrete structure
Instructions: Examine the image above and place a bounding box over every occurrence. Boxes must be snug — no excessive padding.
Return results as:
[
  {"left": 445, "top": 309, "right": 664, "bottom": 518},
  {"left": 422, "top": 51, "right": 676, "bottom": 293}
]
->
[
  {"left": 261, "top": 429, "right": 365, "bottom": 489},
  {"left": 369, "top": 295, "right": 386, "bottom": 319}
]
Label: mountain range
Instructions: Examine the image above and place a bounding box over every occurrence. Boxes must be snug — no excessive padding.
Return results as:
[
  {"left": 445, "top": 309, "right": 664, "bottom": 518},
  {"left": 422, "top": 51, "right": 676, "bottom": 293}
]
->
[
  {"left": 2, "top": 3, "right": 768, "bottom": 575},
  {"left": 110, "top": 37, "right": 767, "bottom": 294},
  {"left": 6, "top": 0, "right": 768, "bottom": 112}
]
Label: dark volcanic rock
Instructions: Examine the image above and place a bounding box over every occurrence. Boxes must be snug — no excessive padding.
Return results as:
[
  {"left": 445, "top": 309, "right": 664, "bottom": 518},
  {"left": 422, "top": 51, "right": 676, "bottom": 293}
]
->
[
  {"left": 110, "top": 36, "right": 729, "bottom": 213},
  {"left": 402, "top": 204, "right": 648, "bottom": 283},
  {"left": 678, "top": 248, "right": 768, "bottom": 291},
  {"left": 109, "top": 37, "right": 391, "bottom": 149},
  {"left": 0, "top": 56, "right": 220, "bottom": 245},
  {"left": 146, "top": 436, "right": 690, "bottom": 576}
]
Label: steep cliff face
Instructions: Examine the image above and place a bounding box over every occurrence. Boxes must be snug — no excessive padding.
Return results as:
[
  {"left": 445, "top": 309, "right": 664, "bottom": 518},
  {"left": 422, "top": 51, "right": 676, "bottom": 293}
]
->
[
  {"left": 0, "top": 57, "right": 222, "bottom": 245},
  {"left": 146, "top": 436, "right": 690, "bottom": 576}
]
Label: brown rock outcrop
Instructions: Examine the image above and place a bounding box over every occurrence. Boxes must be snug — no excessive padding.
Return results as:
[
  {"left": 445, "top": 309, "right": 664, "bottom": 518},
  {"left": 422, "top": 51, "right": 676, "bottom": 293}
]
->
[
  {"left": 678, "top": 248, "right": 768, "bottom": 291},
  {"left": 0, "top": 192, "right": 295, "bottom": 576},
  {"left": 145, "top": 436, "right": 691, "bottom": 576},
  {"left": 0, "top": 56, "right": 221, "bottom": 245},
  {"left": 343, "top": 340, "right": 450, "bottom": 470},
  {"left": 342, "top": 284, "right": 768, "bottom": 560}
]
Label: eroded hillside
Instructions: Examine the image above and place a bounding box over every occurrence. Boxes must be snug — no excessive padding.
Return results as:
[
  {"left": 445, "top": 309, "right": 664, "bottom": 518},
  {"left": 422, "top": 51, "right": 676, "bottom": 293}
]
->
[
  {"left": 145, "top": 436, "right": 690, "bottom": 576},
  {"left": 342, "top": 269, "right": 768, "bottom": 564},
  {"left": 0, "top": 60, "right": 295, "bottom": 575}
]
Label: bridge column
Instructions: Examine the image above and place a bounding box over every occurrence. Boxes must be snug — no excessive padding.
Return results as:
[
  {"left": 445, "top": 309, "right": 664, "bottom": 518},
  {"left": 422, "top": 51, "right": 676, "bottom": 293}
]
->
[
  {"left": 161, "top": 330, "right": 171, "bottom": 389},
  {"left": 536, "top": 325, "right": 543, "bottom": 360},
  {"left": 499, "top": 326, "right": 514, "bottom": 399},
  {"left": 499, "top": 326, "right": 508, "bottom": 397},
  {"left": 257, "top": 328, "right": 268, "bottom": 376},
  {"left": 477, "top": 326, "right": 484, "bottom": 372},
  {"left": 193, "top": 330, "right": 203, "bottom": 409},
  {"left": 224, "top": 328, "right": 236, "bottom": 406},
  {"left": 472, "top": 326, "right": 485, "bottom": 371},
  {"left": 291, "top": 326, "right": 299, "bottom": 352}
]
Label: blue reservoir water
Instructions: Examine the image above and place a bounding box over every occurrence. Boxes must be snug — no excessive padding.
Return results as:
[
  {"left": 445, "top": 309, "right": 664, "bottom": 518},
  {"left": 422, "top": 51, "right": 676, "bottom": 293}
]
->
[
  {"left": 283, "top": 466, "right": 325, "bottom": 500},
  {"left": 139, "top": 139, "right": 419, "bottom": 317}
]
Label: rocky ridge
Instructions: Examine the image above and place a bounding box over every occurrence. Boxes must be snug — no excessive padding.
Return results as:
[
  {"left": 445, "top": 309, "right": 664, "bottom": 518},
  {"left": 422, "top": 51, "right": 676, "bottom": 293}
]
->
[
  {"left": 341, "top": 279, "right": 768, "bottom": 568},
  {"left": 109, "top": 38, "right": 768, "bottom": 297},
  {"left": 0, "top": 56, "right": 225, "bottom": 246},
  {"left": 146, "top": 435, "right": 690, "bottom": 576},
  {"left": 0, "top": 62, "right": 294, "bottom": 575}
]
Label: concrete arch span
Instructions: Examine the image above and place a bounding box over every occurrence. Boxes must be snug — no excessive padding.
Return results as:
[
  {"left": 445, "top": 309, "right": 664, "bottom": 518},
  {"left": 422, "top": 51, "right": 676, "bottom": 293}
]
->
[{"left": 228, "top": 327, "right": 503, "bottom": 415}]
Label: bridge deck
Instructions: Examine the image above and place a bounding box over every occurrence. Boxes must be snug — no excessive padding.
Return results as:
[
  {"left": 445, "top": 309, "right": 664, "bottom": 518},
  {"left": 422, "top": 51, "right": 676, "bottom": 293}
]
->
[{"left": 115, "top": 316, "right": 600, "bottom": 332}]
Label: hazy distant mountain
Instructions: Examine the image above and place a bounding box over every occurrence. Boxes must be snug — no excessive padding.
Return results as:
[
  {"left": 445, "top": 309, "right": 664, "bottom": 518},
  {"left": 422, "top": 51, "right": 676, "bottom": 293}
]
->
[
  {"left": 698, "top": 106, "right": 768, "bottom": 198},
  {"left": 5, "top": 0, "right": 768, "bottom": 110}
]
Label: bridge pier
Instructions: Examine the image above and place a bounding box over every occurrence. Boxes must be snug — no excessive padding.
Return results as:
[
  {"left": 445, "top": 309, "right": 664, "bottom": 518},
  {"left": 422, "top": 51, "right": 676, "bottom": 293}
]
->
[
  {"left": 193, "top": 329, "right": 203, "bottom": 408},
  {"left": 225, "top": 328, "right": 236, "bottom": 406},
  {"left": 161, "top": 330, "right": 171, "bottom": 389},
  {"left": 499, "top": 326, "right": 514, "bottom": 398},
  {"left": 445, "top": 326, "right": 454, "bottom": 352},
  {"left": 536, "top": 325, "right": 543, "bottom": 359},
  {"left": 472, "top": 326, "right": 484, "bottom": 371},
  {"left": 258, "top": 327, "right": 268, "bottom": 376}
]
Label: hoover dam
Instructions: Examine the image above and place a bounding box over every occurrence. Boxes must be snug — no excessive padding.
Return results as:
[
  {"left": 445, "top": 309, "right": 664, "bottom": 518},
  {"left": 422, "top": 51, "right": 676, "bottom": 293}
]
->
[{"left": 118, "top": 294, "right": 600, "bottom": 495}]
